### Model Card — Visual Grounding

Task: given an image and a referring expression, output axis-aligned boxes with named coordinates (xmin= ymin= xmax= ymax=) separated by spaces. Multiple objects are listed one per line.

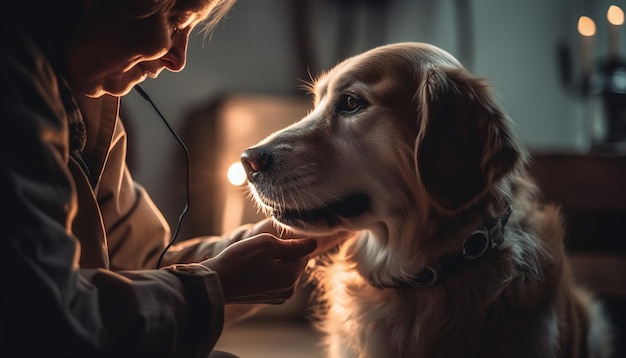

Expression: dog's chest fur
xmin=309 ymin=226 xmax=569 ymax=358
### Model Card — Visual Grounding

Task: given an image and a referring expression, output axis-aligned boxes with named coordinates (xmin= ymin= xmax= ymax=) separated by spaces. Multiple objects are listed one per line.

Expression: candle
xmin=607 ymin=5 xmax=624 ymax=60
xmin=577 ymin=16 xmax=596 ymax=79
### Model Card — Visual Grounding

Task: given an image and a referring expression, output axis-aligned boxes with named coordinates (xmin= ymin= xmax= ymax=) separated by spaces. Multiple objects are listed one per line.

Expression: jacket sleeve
xmin=1 ymin=34 xmax=224 ymax=357
xmin=161 ymin=221 xmax=272 ymax=265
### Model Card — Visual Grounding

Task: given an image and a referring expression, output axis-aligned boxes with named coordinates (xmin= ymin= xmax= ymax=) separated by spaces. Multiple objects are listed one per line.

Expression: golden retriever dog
xmin=240 ymin=42 xmax=613 ymax=357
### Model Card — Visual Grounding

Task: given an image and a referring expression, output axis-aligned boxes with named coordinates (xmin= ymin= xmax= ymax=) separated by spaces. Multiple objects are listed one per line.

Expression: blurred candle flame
xmin=578 ymin=16 xmax=596 ymax=37
xmin=607 ymin=5 xmax=624 ymax=26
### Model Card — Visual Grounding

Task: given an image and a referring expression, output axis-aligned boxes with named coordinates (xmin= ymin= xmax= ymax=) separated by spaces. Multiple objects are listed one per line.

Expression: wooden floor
xmin=214 ymin=318 xmax=323 ymax=358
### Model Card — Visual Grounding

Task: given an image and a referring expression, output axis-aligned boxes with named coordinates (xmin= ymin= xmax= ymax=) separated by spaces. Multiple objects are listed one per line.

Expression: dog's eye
xmin=337 ymin=94 xmax=368 ymax=114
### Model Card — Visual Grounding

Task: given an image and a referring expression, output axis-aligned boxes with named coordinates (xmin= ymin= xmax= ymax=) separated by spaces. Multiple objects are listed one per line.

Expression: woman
xmin=0 ymin=0 xmax=343 ymax=356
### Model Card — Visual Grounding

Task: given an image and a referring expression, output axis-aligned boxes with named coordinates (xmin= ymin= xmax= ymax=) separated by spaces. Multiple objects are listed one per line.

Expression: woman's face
xmin=66 ymin=0 xmax=217 ymax=97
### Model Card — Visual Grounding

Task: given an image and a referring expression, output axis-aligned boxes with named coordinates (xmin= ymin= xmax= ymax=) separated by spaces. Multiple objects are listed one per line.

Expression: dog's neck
xmin=370 ymin=206 xmax=513 ymax=289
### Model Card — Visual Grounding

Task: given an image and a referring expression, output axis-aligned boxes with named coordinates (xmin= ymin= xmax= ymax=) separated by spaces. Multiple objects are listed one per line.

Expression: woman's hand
xmin=201 ymin=234 xmax=316 ymax=305
xmin=244 ymin=218 xmax=358 ymax=257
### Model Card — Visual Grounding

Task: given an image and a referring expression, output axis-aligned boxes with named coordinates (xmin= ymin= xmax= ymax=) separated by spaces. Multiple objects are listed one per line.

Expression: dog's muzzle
xmin=241 ymin=147 xmax=371 ymax=228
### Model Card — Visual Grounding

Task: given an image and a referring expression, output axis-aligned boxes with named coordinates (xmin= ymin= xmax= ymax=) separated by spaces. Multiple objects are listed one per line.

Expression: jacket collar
xmin=71 ymin=93 xmax=120 ymax=188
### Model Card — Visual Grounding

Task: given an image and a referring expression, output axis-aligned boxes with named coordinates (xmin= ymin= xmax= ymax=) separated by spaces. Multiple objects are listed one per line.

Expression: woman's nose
xmin=162 ymin=31 xmax=189 ymax=72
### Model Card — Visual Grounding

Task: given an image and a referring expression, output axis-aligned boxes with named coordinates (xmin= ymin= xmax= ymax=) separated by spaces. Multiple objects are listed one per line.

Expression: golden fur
xmin=241 ymin=42 xmax=613 ymax=357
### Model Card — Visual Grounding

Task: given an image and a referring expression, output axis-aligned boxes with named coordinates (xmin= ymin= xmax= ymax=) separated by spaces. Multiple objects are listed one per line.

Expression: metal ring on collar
xmin=462 ymin=227 xmax=490 ymax=260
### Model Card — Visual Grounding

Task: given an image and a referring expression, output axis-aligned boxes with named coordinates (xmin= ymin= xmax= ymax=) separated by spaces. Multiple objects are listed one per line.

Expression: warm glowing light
xmin=577 ymin=16 xmax=596 ymax=37
xmin=608 ymin=5 xmax=624 ymax=25
xmin=227 ymin=162 xmax=247 ymax=186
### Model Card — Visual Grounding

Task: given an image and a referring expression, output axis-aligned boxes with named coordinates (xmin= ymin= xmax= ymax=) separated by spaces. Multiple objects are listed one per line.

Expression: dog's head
xmin=242 ymin=42 xmax=526 ymax=240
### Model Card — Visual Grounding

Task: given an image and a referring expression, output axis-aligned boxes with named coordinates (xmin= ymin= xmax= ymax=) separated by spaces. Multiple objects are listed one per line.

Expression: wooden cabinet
xmin=529 ymin=152 xmax=626 ymax=254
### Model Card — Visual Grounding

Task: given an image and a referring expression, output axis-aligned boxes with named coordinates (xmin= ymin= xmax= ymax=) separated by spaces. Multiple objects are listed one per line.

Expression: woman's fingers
xmin=269 ymin=238 xmax=317 ymax=260
xmin=200 ymin=235 xmax=314 ymax=305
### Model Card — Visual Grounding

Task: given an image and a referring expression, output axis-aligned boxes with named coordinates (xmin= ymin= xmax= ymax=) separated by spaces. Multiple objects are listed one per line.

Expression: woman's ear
xmin=414 ymin=67 xmax=525 ymax=212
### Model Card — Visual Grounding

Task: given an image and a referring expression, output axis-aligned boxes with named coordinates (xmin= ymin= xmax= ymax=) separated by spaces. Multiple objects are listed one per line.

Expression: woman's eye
xmin=168 ymin=19 xmax=180 ymax=35
xmin=169 ymin=12 xmax=191 ymax=35
xmin=337 ymin=94 xmax=368 ymax=114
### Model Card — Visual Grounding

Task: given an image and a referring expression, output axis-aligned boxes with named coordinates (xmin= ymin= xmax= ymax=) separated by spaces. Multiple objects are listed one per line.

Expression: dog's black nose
xmin=241 ymin=148 xmax=272 ymax=182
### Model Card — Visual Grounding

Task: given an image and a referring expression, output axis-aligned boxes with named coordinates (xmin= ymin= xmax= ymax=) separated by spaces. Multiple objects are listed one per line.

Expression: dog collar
xmin=373 ymin=206 xmax=513 ymax=289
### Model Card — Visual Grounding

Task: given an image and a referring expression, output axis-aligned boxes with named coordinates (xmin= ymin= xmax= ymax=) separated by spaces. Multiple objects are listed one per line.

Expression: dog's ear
xmin=415 ymin=67 xmax=524 ymax=212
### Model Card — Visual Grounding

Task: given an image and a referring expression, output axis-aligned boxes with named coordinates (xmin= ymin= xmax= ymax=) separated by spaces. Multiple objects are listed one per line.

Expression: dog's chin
xmin=269 ymin=192 xmax=370 ymax=233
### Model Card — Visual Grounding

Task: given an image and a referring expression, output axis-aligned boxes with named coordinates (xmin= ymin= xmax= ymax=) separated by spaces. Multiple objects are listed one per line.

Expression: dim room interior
xmin=120 ymin=0 xmax=626 ymax=356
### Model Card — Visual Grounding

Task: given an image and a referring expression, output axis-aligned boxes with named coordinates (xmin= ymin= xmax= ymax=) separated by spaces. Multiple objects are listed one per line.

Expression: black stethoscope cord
xmin=134 ymin=84 xmax=191 ymax=269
